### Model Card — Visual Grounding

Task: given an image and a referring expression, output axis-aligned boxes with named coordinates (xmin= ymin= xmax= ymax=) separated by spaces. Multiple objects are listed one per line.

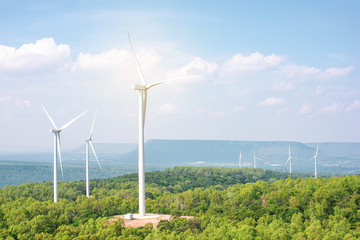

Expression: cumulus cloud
xmin=323 ymin=102 xmax=344 ymax=113
xmin=72 ymin=49 xmax=130 ymax=72
xmin=169 ymin=57 xmax=217 ymax=83
xmin=158 ymin=102 xmax=178 ymax=114
xmin=0 ymin=38 xmax=71 ymax=75
xmin=320 ymin=66 xmax=354 ymax=79
xmin=72 ymin=48 xmax=163 ymax=82
xmin=257 ymin=97 xmax=286 ymax=106
xmin=345 ymin=100 xmax=360 ymax=112
xmin=0 ymin=96 xmax=31 ymax=108
xmin=0 ymin=96 xmax=32 ymax=119
xmin=283 ymin=65 xmax=354 ymax=80
xmin=284 ymin=65 xmax=321 ymax=79
xmin=221 ymin=52 xmax=285 ymax=73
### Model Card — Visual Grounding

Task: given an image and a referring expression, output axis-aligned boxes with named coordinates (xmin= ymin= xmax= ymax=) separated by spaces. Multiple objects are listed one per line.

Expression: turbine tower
xmin=239 ymin=150 xmax=242 ymax=168
xmin=311 ymin=145 xmax=319 ymax=178
xmin=83 ymin=110 xmax=102 ymax=197
xmin=128 ymin=32 xmax=166 ymax=216
xmin=285 ymin=145 xmax=292 ymax=174
xmin=42 ymin=105 xmax=87 ymax=202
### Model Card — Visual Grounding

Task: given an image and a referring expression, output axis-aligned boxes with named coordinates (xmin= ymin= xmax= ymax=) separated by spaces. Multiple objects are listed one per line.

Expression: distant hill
xmin=118 ymin=139 xmax=360 ymax=175
xmin=306 ymin=142 xmax=360 ymax=158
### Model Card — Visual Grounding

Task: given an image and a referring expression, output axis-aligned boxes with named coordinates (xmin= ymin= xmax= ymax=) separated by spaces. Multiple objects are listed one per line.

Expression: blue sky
xmin=0 ymin=1 xmax=359 ymax=152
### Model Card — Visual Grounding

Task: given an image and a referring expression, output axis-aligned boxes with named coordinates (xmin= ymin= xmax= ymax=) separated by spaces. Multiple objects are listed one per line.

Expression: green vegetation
xmin=0 ymin=166 xmax=359 ymax=239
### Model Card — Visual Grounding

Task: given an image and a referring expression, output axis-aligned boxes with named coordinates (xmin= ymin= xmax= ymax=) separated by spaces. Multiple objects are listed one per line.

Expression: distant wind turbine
xmin=285 ymin=145 xmax=292 ymax=174
xmin=128 ymin=32 xmax=167 ymax=217
xmin=310 ymin=145 xmax=319 ymax=178
xmin=83 ymin=110 xmax=102 ymax=197
xmin=239 ymin=150 xmax=242 ymax=168
xmin=253 ymin=152 xmax=264 ymax=169
xmin=42 ymin=105 xmax=87 ymax=202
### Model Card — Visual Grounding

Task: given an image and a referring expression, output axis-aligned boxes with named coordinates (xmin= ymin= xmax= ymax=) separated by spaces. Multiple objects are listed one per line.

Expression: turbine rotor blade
xmin=89 ymin=110 xmax=98 ymax=139
xmin=60 ymin=111 xmax=87 ymax=130
xmin=57 ymin=134 xmax=64 ymax=178
xmin=42 ymin=105 xmax=58 ymax=129
xmin=90 ymin=141 xmax=102 ymax=170
xmin=127 ymin=31 xmax=146 ymax=85
xmin=316 ymin=145 xmax=319 ymax=156
xmin=146 ymin=81 xmax=166 ymax=90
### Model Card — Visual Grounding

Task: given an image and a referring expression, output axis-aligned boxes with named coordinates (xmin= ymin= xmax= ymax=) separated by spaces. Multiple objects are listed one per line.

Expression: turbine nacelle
xmin=133 ymin=84 xmax=146 ymax=90
xmin=132 ymin=82 xmax=165 ymax=91
xmin=83 ymin=138 xmax=91 ymax=142
xmin=51 ymin=129 xmax=61 ymax=133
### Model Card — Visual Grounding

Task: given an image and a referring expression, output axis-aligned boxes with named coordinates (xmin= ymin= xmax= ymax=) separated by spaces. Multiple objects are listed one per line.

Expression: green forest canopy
xmin=0 ymin=166 xmax=359 ymax=239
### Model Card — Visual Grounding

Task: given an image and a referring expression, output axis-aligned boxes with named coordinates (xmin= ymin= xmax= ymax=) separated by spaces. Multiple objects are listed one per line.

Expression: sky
xmin=0 ymin=0 xmax=359 ymax=153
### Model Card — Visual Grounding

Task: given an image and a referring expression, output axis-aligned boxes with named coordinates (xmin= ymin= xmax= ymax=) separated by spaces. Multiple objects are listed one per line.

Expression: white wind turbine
xmin=42 ymin=105 xmax=87 ymax=202
xmin=285 ymin=145 xmax=292 ymax=174
xmin=83 ymin=110 xmax=102 ymax=197
xmin=253 ymin=152 xmax=264 ymax=169
xmin=238 ymin=150 xmax=242 ymax=168
xmin=310 ymin=145 xmax=319 ymax=178
xmin=128 ymin=32 xmax=167 ymax=217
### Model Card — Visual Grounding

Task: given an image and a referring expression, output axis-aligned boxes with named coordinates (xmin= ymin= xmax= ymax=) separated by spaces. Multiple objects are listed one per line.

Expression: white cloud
xmin=315 ymin=86 xmax=358 ymax=97
xmin=257 ymin=97 xmax=286 ymax=106
xmin=221 ymin=52 xmax=285 ymax=72
xmin=72 ymin=49 xmax=130 ymax=72
xmin=320 ymin=66 xmax=354 ymax=79
xmin=345 ymin=100 xmax=360 ymax=112
xmin=283 ymin=65 xmax=354 ymax=80
xmin=323 ymin=102 xmax=344 ymax=113
xmin=169 ymin=57 xmax=217 ymax=83
xmin=0 ymin=38 xmax=71 ymax=75
xmin=284 ymin=65 xmax=321 ymax=79
xmin=158 ymin=102 xmax=178 ymax=114
xmin=299 ymin=104 xmax=311 ymax=114
xmin=273 ymin=81 xmax=294 ymax=91
xmin=178 ymin=57 xmax=217 ymax=74
xmin=0 ymin=96 xmax=31 ymax=108
xmin=0 ymin=96 xmax=32 ymax=119
xmin=72 ymin=48 xmax=163 ymax=82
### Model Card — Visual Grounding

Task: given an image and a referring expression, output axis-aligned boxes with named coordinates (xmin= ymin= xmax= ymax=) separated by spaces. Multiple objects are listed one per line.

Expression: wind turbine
xmin=253 ymin=152 xmax=264 ymax=169
xmin=238 ymin=150 xmax=242 ymax=168
xmin=310 ymin=145 xmax=319 ymax=178
xmin=83 ymin=110 xmax=102 ymax=197
xmin=128 ymin=32 xmax=166 ymax=217
xmin=285 ymin=145 xmax=292 ymax=174
xmin=42 ymin=105 xmax=87 ymax=202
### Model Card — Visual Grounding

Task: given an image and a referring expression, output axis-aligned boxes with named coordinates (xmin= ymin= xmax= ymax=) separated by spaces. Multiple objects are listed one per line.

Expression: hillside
xmin=0 ymin=167 xmax=359 ymax=239
xmin=119 ymin=140 xmax=359 ymax=175
xmin=1 ymin=140 xmax=358 ymax=188
xmin=306 ymin=142 xmax=360 ymax=158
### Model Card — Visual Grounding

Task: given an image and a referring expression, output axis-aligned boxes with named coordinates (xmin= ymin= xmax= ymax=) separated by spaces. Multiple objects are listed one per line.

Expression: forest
xmin=0 ymin=166 xmax=359 ymax=239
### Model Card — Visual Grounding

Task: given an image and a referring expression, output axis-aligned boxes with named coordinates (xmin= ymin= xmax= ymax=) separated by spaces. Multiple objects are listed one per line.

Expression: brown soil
xmin=108 ymin=214 xmax=194 ymax=229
